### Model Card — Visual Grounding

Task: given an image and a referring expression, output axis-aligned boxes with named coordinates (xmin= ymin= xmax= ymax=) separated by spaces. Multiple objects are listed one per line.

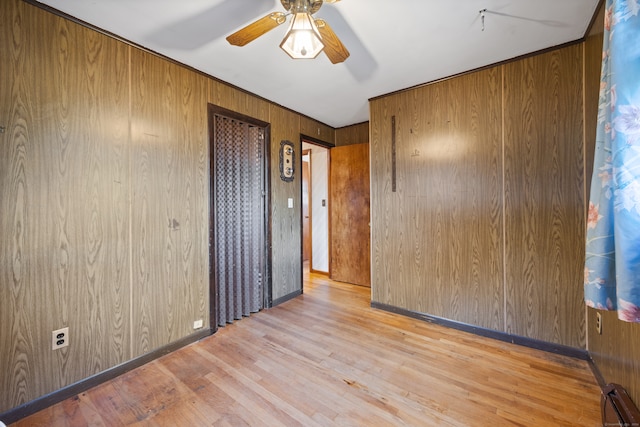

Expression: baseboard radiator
xmin=602 ymin=384 xmax=640 ymax=427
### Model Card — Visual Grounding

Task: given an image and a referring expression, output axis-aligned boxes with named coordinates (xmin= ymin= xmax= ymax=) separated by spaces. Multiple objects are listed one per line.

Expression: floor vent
xmin=601 ymin=383 xmax=640 ymax=427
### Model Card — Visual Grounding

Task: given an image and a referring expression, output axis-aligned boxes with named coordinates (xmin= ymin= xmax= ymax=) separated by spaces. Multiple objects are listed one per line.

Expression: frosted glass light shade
xmin=280 ymin=13 xmax=324 ymax=59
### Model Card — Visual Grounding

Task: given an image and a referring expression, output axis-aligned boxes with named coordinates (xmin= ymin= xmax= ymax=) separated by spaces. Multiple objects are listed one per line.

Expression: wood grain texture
xmin=130 ymin=50 xmax=209 ymax=356
xmin=371 ymin=44 xmax=587 ymax=348
xmin=369 ymin=97 xmax=395 ymax=306
xmin=335 ymin=122 xmax=369 ymax=146
xmin=370 ymin=68 xmax=504 ymax=330
xmin=503 ymin=45 xmax=586 ymax=347
xmin=329 ymin=144 xmax=371 ymax=287
xmin=208 ymin=80 xmax=270 ymax=124
xmin=588 ymin=308 xmax=640 ymax=407
xmin=14 ymin=272 xmax=602 ymax=426
xmin=268 ymin=105 xmax=302 ymax=302
xmin=0 ymin=0 xmax=130 ymax=412
xmin=0 ymin=0 xmax=40 ymax=411
xmin=2 ymin=0 xmax=615 ymax=419
xmin=300 ymin=116 xmax=335 ymax=143
xmin=1 ymin=0 xmax=326 ymax=415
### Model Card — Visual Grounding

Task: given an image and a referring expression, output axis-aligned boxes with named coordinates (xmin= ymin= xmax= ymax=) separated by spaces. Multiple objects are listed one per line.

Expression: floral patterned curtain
xmin=584 ymin=0 xmax=640 ymax=322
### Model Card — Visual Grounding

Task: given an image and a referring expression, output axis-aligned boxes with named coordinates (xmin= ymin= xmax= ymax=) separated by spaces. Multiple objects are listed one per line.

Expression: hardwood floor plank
xmin=12 ymin=271 xmax=601 ymax=426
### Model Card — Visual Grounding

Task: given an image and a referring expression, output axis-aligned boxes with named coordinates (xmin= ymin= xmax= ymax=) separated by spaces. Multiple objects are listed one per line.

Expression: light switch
xmin=288 ymin=198 xmax=294 ymax=208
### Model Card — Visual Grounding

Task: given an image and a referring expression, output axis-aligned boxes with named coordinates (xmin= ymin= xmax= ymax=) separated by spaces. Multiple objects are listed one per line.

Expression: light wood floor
xmin=14 ymin=272 xmax=602 ymax=426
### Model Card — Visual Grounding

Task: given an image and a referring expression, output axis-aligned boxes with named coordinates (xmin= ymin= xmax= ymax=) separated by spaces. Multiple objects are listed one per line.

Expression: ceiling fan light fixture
xmin=280 ymin=12 xmax=324 ymax=59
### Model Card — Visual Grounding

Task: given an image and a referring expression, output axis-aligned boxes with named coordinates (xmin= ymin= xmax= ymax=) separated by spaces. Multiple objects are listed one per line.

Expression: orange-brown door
xmin=330 ymin=143 xmax=370 ymax=287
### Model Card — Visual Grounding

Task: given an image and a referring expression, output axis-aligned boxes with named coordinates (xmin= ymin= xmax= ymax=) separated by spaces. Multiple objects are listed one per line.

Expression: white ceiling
xmin=35 ymin=0 xmax=600 ymax=128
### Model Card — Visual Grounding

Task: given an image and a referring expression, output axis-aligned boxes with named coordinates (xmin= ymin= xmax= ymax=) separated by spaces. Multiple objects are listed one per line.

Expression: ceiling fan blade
xmin=226 ymin=12 xmax=286 ymax=46
xmin=315 ymin=19 xmax=350 ymax=64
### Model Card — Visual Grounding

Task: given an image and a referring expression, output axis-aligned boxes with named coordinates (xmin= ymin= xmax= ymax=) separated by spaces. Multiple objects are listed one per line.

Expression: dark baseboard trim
xmin=587 ymin=355 xmax=607 ymax=389
xmin=0 ymin=329 xmax=212 ymax=424
xmin=272 ymin=289 xmax=302 ymax=306
xmin=371 ymin=301 xmax=590 ymax=361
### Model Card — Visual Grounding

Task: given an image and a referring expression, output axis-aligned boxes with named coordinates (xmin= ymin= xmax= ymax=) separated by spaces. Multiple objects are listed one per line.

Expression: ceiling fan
xmin=226 ymin=0 xmax=350 ymax=64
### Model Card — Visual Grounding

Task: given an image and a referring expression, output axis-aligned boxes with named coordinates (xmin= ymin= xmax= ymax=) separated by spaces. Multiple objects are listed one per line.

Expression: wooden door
xmin=330 ymin=143 xmax=371 ymax=287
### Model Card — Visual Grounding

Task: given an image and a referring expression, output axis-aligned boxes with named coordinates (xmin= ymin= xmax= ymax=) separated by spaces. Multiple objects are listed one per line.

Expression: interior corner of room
xmin=1 ymin=0 xmax=639 ymax=425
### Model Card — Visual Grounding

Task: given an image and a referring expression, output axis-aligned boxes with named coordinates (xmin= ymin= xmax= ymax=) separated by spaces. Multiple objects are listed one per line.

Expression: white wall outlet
xmin=52 ymin=327 xmax=69 ymax=350
xmin=193 ymin=319 xmax=203 ymax=329
xmin=596 ymin=312 xmax=602 ymax=334
xmin=288 ymin=198 xmax=294 ymax=209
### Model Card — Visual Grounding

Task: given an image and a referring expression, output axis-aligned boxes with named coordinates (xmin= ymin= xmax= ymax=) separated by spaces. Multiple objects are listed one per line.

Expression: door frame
xmin=302 ymin=149 xmax=312 ymax=265
xmin=208 ymin=104 xmax=272 ymax=333
xmin=299 ymin=134 xmax=334 ymax=285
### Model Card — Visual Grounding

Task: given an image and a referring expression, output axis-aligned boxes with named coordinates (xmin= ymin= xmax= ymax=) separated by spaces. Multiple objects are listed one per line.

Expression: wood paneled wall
xmin=371 ymin=68 xmax=504 ymax=330
xmin=129 ymin=50 xmax=209 ymax=355
xmin=336 ymin=122 xmax=369 ymax=146
xmin=269 ymin=106 xmax=303 ymax=302
xmin=301 ymin=116 xmax=334 ymax=143
xmin=584 ymin=5 xmax=640 ymax=405
xmin=503 ymin=45 xmax=585 ymax=347
xmin=0 ymin=0 xmax=133 ymax=409
xmin=371 ymin=44 xmax=588 ymax=348
xmin=209 ymin=80 xmax=270 ymax=123
xmin=589 ymin=309 xmax=640 ymax=404
xmin=0 ymin=0 xmax=323 ymax=413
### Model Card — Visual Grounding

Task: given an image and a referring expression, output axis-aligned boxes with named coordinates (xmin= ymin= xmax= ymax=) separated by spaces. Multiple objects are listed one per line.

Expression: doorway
xmin=208 ymin=105 xmax=271 ymax=331
xmin=302 ymin=149 xmax=311 ymax=264
xmin=301 ymin=141 xmax=330 ymax=276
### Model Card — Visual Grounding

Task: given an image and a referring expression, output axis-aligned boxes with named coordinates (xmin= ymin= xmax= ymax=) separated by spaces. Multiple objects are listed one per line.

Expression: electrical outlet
xmin=193 ymin=319 xmax=203 ymax=329
xmin=52 ymin=327 xmax=69 ymax=350
xmin=595 ymin=312 xmax=602 ymax=335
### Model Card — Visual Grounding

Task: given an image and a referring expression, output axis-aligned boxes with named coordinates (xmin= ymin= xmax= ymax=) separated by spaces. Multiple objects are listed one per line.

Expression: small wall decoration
xmin=280 ymin=140 xmax=295 ymax=182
